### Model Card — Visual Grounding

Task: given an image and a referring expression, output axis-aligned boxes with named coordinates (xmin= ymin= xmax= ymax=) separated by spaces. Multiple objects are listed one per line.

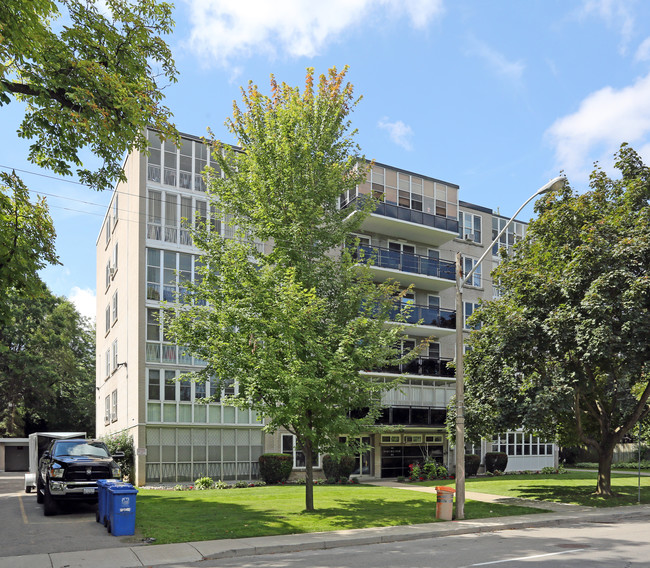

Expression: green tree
xmin=0 ymin=283 xmax=96 ymax=437
xmin=168 ymin=68 xmax=410 ymax=511
xmin=0 ymin=172 xmax=58 ymax=308
xmin=461 ymin=145 xmax=650 ymax=496
xmin=0 ymin=0 xmax=178 ymax=191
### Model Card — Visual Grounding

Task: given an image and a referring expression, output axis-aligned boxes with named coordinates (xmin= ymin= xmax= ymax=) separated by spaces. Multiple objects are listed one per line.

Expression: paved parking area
xmin=0 ymin=472 xmax=138 ymax=558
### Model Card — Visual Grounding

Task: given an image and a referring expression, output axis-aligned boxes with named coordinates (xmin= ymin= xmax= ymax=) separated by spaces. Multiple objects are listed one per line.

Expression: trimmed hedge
xmin=258 ymin=453 xmax=293 ymax=484
xmin=322 ymin=454 xmax=357 ymax=480
xmin=485 ymin=451 xmax=508 ymax=473
xmin=465 ymin=453 xmax=480 ymax=477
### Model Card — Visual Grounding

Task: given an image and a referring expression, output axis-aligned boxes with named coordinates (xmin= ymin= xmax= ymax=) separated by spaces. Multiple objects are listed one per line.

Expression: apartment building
xmin=96 ymin=129 xmax=557 ymax=485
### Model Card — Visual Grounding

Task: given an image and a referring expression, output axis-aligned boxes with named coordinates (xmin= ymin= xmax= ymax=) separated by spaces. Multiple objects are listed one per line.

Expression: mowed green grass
xmin=135 ymin=484 xmax=542 ymax=544
xmin=419 ymin=471 xmax=650 ymax=507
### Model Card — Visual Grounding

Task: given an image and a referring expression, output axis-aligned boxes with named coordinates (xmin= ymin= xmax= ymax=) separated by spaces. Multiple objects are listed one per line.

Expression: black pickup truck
xmin=37 ymin=439 xmax=123 ymax=516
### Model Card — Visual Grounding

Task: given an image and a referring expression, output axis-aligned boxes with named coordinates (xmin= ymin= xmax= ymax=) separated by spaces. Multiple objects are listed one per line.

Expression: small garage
xmin=0 ymin=439 xmax=30 ymax=472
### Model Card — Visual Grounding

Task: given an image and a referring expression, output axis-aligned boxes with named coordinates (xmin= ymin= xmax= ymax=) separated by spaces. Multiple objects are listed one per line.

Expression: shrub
xmin=485 ymin=452 xmax=508 ymax=473
xmin=258 ymin=453 xmax=293 ymax=484
xmin=322 ymin=454 xmax=356 ymax=480
xmin=465 ymin=454 xmax=480 ymax=477
xmin=101 ymin=432 xmax=135 ymax=483
xmin=214 ymin=479 xmax=231 ymax=489
xmin=234 ymin=480 xmax=249 ymax=488
xmin=194 ymin=476 xmax=214 ymax=490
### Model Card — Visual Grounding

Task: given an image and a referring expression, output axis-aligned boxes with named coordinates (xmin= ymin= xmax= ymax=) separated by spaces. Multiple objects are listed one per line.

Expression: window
xmin=147 ymin=190 xmax=162 ymax=240
xmin=112 ymin=243 xmax=118 ymax=275
xmin=105 ymin=261 xmax=111 ymax=289
xmin=492 ymin=432 xmax=553 ymax=457
xmin=104 ymin=396 xmax=110 ymax=425
xmin=146 ymin=248 xmax=161 ymax=300
xmin=464 ymin=302 xmax=480 ymax=330
xmin=105 ymin=216 xmax=111 ymax=247
xmin=112 ymin=339 xmax=118 ymax=371
xmin=458 ymin=211 xmax=482 ymax=243
xmin=111 ymin=390 xmax=117 ymax=422
xmin=381 ymin=434 xmax=401 ymax=444
xmin=148 ymin=370 xmax=160 ymax=400
xmin=112 ymin=194 xmax=119 ymax=229
xmin=282 ymin=434 xmax=319 ymax=468
xmin=180 ymin=379 xmax=191 ymax=402
xmin=105 ymin=349 xmax=110 ymax=379
xmin=164 ymin=370 xmax=176 ymax=401
xmin=147 ymin=130 xmax=161 ymax=182
xmin=462 ymin=256 xmax=481 ymax=287
xmin=492 ymin=217 xmax=525 ymax=256
xmin=112 ymin=291 xmax=118 ymax=324
xmin=105 ymin=305 xmax=110 ymax=334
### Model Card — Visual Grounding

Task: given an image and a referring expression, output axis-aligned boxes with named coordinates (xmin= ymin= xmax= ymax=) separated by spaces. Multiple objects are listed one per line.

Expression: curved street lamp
xmin=454 ymin=176 xmax=566 ymax=520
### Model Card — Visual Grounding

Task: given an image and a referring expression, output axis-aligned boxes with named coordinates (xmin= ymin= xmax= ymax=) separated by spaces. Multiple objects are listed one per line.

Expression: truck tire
xmin=36 ymin=476 xmax=44 ymax=504
xmin=43 ymin=486 xmax=58 ymax=516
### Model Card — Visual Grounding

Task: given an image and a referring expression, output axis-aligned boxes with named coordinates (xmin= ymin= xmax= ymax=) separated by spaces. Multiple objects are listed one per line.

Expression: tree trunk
xmin=304 ymin=439 xmax=314 ymax=512
xmin=596 ymin=442 xmax=615 ymax=496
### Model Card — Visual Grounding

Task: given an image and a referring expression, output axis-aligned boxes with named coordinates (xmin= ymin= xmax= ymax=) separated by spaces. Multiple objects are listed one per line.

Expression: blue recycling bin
xmin=107 ymin=483 xmax=138 ymax=536
xmin=96 ymin=479 xmax=126 ymax=525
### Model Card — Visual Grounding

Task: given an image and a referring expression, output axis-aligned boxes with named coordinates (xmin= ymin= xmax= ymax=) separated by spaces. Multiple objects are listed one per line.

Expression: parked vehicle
xmin=37 ymin=438 xmax=124 ymax=516
xmin=24 ymin=432 xmax=85 ymax=493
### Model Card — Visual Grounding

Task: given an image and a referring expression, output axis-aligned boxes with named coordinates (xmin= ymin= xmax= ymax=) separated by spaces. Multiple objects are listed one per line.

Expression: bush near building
xmin=485 ymin=452 xmax=508 ymax=473
xmin=258 ymin=453 xmax=293 ymax=484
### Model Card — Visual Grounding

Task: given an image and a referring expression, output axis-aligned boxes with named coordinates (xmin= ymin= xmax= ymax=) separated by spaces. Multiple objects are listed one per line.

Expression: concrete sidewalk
xmin=2 ymin=484 xmax=649 ymax=568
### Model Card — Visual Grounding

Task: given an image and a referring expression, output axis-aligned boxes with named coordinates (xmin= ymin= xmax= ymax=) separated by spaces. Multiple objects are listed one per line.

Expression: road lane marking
xmin=18 ymin=495 xmax=28 ymax=525
xmin=469 ymin=549 xmax=585 ymax=565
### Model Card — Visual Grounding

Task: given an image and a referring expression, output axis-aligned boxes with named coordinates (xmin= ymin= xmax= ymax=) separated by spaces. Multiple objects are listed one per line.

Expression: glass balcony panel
xmin=148 ymin=164 xmax=161 ymax=182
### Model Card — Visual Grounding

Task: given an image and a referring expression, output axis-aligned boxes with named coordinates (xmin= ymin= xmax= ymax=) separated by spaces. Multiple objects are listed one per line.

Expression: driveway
xmin=0 ymin=472 xmax=139 ymax=558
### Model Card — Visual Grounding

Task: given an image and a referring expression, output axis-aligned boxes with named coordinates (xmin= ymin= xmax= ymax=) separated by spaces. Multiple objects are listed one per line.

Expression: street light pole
xmin=454 ymin=176 xmax=565 ymax=520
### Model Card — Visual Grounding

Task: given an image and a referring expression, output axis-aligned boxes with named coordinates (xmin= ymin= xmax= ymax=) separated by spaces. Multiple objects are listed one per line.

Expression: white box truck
xmin=24 ymin=432 xmax=85 ymax=493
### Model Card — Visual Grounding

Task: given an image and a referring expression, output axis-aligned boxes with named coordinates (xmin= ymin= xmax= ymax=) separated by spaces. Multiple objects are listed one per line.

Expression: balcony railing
xmin=355 ymin=245 xmax=455 ymax=281
xmin=373 ymin=357 xmax=455 ymax=378
xmin=343 ymin=195 xmax=459 ymax=233
xmin=391 ymin=303 xmax=455 ymax=329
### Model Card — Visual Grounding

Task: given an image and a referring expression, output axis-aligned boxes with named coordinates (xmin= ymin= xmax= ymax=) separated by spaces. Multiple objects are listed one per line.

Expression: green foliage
xmin=485 ymin=452 xmax=508 ymax=473
xmin=323 ymin=454 xmax=357 ymax=480
xmin=258 ymin=453 xmax=293 ymax=484
xmin=459 ymin=145 xmax=650 ymax=496
xmin=0 ymin=173 xmax=58 ymax=307
xmin=194 ymin=476 xmax=214 ymax=490
xmin=101 ymin=431 xmax=135 ymax=483
xmin=167 ymin=68 xmax=409 ymax=511
xmin=465 ymin=454 xmax=481 ymax=477
xmin=214 ymin=479 xmax=231 ymax=489
xmin=0 ymin=0 xmax=178 ymax=191
xmin=0 ymin=283 xmax=95 ymax=437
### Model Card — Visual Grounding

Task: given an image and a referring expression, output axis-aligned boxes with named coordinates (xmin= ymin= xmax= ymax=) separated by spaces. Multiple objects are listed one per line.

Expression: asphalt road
xmin=195 ymin=512 xmax=650 ymax=568
xmin=0 ymin=472 xmax=137 ymax=557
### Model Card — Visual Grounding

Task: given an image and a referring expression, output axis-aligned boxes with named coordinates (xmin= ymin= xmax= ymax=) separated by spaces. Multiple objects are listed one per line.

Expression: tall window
xmin=464 ymin=302 xmax=480 ymax=330
xmin=458 ymin=211 xmax=482 ymax=243
xmin=492 ymin=217 xmax=525 ymax=256
xmin=282 ymin=434 xmax=319 ymax=468
xmin=112 ymin=339 xmax=118 ymax=371
xmin=148 ymin=369 xmax=161 ymax=400
xmin=112 ymin=291 xmax=118 ymax=323
xmin=105 ymin=349 xmax=110 ymax=379
xmin=104 ymin=396 xmax=110 ymax=425
xmin=147 ymin=190 xmax=162 ymax=240
xmin=111 ymin=390 xmax=118 ymax=422
xmin=462 ymin=256 xmax=481 ymax=287
xmin=112 ymin=194 xmax=119 ymax=229
xmin=105 ymin=305 xmax=110 ymax=334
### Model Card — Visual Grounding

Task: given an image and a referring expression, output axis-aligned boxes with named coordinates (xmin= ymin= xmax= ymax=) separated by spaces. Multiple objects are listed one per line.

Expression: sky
xmin=3 ymin=0 xmax=650 ymax=321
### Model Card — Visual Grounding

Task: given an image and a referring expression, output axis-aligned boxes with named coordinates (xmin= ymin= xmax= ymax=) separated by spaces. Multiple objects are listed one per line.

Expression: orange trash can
xmin=434 ymin=486 xmax=456 ymax=520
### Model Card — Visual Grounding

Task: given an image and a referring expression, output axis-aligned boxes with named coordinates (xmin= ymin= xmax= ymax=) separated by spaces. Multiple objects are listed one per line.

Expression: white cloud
xmin=546 ymin=72 xmax=650 ymax=182
xmin=635 ymin=37 xmax=650 ymax=61
xmin=184 ymin=0 xmax=444 ymax=66
xmin=577 ymin=0 xmax=635 ymax=55
xmin=378 ymin=118 xmax=414 ymax=151
xmin=465 ymin=37 xmax=525 ymax=83
xmin=69 ymin=286 xmax=96 ymax=322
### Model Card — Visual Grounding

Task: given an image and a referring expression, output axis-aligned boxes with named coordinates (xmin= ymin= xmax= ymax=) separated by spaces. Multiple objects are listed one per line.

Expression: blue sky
xmin=3 ymin=0 xmax=650 ymax=320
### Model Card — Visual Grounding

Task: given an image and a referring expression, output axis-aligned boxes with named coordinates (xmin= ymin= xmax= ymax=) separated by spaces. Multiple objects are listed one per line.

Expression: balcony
xmin=343 ymin=196 xmax=459 ymax=246
xmin=369 ymin=357 xmax=455 ymax=379
xmin=355 ymin=245 xmax=456 ymax=292
xmin=390 ymin=303 xmax=456 ymax=338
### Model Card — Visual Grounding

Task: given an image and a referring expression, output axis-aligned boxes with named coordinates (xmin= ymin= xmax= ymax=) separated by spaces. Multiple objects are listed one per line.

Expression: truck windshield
xmin=53 ymin=441 xmax=111 ymax=458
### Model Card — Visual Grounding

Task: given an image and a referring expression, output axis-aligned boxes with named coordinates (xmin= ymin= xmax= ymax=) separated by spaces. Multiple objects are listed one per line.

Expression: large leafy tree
xmin=462 ymin=145 xmax=650 ymax=496
xmin=0 ymin=0 xmax=178 ymax=191
xmin=0 ymin=172 xmax=58 ymax=307
xmin=0 ymin=283 xmax=96 ymax=437
xmin=168 ymin=68 xmax=409 ymax=511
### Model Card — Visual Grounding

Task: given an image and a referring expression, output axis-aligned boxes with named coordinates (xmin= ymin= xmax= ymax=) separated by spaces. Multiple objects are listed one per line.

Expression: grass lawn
xmin=417 ymin=472 xmax=650 ymax=507
xmin=135 ymin=484 xmax=542 ymax=544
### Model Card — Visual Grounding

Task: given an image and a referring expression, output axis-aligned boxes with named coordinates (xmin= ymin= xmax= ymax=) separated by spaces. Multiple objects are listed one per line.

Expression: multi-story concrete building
xmin=96 ymin=129 xmax=556 ymax=485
